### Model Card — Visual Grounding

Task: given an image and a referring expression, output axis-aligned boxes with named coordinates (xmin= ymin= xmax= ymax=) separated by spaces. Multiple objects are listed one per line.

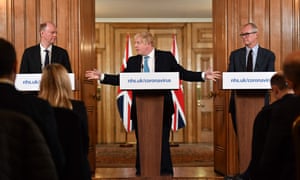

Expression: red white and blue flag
xmin=171 ymin=34 xmax=186 ymax=131
xmin=116 ymin=34 xmax=134 ymax=132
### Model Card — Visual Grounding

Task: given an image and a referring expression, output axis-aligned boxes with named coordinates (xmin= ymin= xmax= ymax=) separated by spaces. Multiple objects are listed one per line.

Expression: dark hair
xmin=0 ymin=38 xmax=16 ymax=77
xmin=283 ymin=51 xmax=300 ymax=89
xmin=270 ymin=72 xmax=288 ymax=90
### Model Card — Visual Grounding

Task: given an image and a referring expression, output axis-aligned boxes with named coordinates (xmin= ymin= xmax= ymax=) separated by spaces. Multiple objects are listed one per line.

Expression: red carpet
xmin=96 ymin=143 xmax=213 ymax=167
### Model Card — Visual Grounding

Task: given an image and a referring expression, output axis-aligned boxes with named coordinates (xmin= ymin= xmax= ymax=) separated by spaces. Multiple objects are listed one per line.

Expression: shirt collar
xmin=40 ymin=44 xmax=53 ymax=52
xmin=247 ymin=44 xmax=259 ymax=54
xmin=145 ymin=48 xmax=155 ymax=59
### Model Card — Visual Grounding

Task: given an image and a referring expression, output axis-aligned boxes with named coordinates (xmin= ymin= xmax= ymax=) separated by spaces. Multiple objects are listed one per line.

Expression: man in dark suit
xmin=0 ymin=38 xmax=65 ymax=177
xmin=19 ymin=21 xmax=72 ymax=73
xmin=226 ymin=22 xmax=275 ymax=179
xmin=228 ymin=22 xmax=275 ymax=130
xmin=85 ymin=32 xmax=221 ymax=176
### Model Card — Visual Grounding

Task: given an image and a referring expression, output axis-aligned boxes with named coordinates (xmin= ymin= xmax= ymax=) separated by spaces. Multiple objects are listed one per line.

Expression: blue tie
xmin=143 ymin=56 xmax=150 ymax=72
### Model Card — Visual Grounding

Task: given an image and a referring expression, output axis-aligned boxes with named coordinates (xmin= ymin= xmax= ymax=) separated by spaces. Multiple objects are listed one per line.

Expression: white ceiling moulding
xmin=95 ymin=18 xmax=212 ymax=23
xmin=95 ymin=0 xmax=212 ymax=20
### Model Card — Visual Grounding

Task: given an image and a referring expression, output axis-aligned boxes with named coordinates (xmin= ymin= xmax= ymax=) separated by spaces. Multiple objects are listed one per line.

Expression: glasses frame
xmin=240 ymin=31 xmax=257 ymax=37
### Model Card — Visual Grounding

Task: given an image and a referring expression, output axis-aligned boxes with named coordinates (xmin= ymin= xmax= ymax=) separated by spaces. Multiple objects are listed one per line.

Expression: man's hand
xmin=85 ymin=69 xmax=101 ymax=80
xmin=205 ymin=68 xmax=221 ymax=81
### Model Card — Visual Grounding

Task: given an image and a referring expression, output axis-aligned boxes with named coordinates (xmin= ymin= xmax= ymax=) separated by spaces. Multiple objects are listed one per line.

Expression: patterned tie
xmin=44 ymin=49 xmax=50 ymax=67
xmin=143 ymin=56 xmax=150 ymax=72
xmin=247 ymin=49 xmax=253 ymax=72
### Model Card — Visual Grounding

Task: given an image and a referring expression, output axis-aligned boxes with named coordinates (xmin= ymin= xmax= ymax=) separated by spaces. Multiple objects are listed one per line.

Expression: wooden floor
xmin=93 ymin=167 xmax=224 ymax=179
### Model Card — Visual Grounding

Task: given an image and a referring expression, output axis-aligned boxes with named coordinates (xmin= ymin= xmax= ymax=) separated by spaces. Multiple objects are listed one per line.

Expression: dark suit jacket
xmin=0 ymin=82 xmax=65 ymax=177
xmin=248 ymin=94 xmax=294 ymax=179
xmin=227 ymin=46 xmax=275 ymax=132
xmin=228 ymin=46 xmax=275 ymax=72
xmin=53 ymin=107 xmax=90 ymax=180
xmin=101 ymin=49 xmax=204 ymax=174
xmin=19 ymin=44 xmax=72 ymax=73
xmin=256 ymin=95 xmax=300 ymax=180
xmin=71 ymin=100 xmax=91 ymax=180
xmin=0 ymin=109 xmax=58 ymax=180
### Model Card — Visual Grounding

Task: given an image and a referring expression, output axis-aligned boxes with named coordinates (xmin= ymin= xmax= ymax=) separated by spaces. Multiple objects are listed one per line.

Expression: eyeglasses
xmin=240 ymin=31 xmax=257 ymax=37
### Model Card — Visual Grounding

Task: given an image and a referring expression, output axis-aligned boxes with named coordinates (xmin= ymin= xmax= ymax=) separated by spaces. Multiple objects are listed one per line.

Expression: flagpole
xmin=170 ymin=131 xmax=179 ymax=147
xmin=120 ymin=131 xmax=133 ymax=147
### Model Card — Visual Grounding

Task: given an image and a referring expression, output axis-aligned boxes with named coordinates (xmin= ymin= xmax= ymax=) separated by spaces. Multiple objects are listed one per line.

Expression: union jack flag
xmin=116 ymin=34 xmax=134 ymax=132
xmin=171 ymin=34 xmax=186 ymax=131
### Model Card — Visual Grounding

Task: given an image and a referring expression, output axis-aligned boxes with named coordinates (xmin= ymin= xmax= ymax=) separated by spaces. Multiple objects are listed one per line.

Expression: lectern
xmin=234 ymin=90 xmax=265 ymax=173
xmin=223 ymin=72 xmax=275 ymax=173
xmin=120 ymin=72 xmax=179 ymax=179
xmin=136 ymin=94 xmax=164 ymax=177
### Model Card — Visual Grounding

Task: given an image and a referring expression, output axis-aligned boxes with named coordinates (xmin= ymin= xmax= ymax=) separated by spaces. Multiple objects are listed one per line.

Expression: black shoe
xmin=160 ymin=169 xmax=174 ymax=176
xmin=135 ymin=171 xmax=141 ymax=176
xmin=234 ymin=175 xmax=244 ymax=180
xmin=224 ymin=176 xmax=235 ymax=180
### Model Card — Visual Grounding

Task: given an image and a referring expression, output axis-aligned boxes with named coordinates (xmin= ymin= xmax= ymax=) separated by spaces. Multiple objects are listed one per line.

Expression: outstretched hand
xmin=205 ymin=68 xmax=221 ymax=81
xmin=85 ymin=69 xmax=101 ymax=80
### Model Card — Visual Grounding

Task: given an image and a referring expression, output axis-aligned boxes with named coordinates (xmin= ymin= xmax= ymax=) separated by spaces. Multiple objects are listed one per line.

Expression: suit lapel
xmin=154 ymin=49 xmax=160 ymax=72
xmin=34 ymin=46 xmax=42 ymax=72
xmin=51 ymin=46 xmax=56 ymax=63
xmin=254 ymin=46 xmax=262 ymax=71
xmin=239 ymin=48 xmax=247 ymax=71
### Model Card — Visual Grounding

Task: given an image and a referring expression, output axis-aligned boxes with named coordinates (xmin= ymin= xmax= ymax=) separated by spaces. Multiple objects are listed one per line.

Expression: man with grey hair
xmin=20 ymin=21 xmax=72 ymax=73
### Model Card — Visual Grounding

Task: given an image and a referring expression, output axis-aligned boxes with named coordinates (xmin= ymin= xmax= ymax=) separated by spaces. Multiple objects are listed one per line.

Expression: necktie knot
xmin=143 ymin=56 xmax=150 ymax=72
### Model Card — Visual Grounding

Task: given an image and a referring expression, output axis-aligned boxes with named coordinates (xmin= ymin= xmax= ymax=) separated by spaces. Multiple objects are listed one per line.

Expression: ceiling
xmin=95 ymin=0 xmax=212 ymax=22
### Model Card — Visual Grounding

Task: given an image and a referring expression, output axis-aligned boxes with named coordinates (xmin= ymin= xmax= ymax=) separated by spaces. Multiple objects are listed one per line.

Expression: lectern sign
xmin=120 ymin=72 xmax=179 ymax=90
xmin=222 ymin=72 xmax=276 ymax=89
xmin=15 ymin=73 xmax=75 ymax=91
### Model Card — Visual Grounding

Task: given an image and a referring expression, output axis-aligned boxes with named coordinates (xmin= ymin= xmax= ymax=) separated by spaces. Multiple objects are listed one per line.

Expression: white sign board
xmin=120 ymin=72 xmax=179 ymax=90
xmin=222 ymin=72 xmax=276 ymax=89
xmin=15 ymin=73 xmax=75 ymax=91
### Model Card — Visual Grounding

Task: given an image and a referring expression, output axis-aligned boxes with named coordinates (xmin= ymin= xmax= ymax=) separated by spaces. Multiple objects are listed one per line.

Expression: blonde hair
xmin=134 ymin=32 xmax=154 ymax=46
xmin=38 ymin=63 xmax=73 ymax=109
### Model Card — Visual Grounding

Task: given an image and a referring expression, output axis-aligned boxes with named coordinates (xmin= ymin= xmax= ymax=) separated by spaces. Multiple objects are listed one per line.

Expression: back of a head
xmin=283 ymin=51 xmax=300 ymax=92
xmin=271 ymin=72 xmax=288 ymax=91
xmin=39 ymin=63 xmax=73 ymax=109
xmin=0 ymin=38 xmax=16 ymax=77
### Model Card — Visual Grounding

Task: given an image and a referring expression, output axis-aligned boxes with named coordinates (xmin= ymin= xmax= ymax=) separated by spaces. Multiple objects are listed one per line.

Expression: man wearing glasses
xmin=227 ymin=22 xmax=275 ymax=180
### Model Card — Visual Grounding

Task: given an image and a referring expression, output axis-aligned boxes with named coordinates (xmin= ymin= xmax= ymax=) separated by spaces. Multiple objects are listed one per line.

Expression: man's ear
xmin=286 ymin=79 xmax=293 ymax=89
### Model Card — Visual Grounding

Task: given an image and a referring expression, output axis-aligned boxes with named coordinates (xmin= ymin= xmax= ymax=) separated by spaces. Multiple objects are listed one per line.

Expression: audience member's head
xmin=283 ymin=51 xmax=300 ymax=95
xmin=38 ymin=63 xmax=73 ymax=109
xmin=0 ymin=38 xmax=17 ymax=79
xmin=270 ymin=72 xmax=293 ymax=100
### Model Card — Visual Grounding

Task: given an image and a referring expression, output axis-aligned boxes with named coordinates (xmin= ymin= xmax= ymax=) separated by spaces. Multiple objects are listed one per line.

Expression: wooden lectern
xmin=234 ymin=90 xmax=266 ymax=173
xmin=120 ymin=72 xmax=179 ymax=179
xmin=222 ymin=72 xmax=274 ymax=174
xmin=136 ymin=94 xmax=164 ymax=178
